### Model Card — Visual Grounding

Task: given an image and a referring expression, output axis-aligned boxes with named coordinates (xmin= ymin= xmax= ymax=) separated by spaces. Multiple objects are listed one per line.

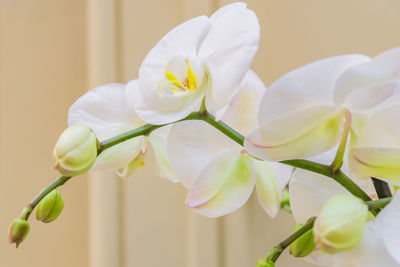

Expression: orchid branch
xmin=19 ymin=111 xmax=371 ymax=223
xmin=329 ymin=109 xmax=351 ymax=172
xmin=20 ymin=176 xmax=72 ymax=221
xmin=263 ymin=217 xmax=316 ymax=264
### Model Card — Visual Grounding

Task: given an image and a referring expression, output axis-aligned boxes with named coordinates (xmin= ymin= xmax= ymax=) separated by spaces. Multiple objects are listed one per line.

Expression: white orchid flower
xmin=349 ymin=103 xmax=400 ymax=185
xmin=68 ymin=81 xmax=177 ymax=181
xmin=167 ymin=71 xmax=292 ymax=217
xmin=135 ymin=2 xmax=260 ymax=125
xmin=289 ymin=157 xmax=400 ymax=267
xmin=245 ymin=47 xmax=400 ymax=161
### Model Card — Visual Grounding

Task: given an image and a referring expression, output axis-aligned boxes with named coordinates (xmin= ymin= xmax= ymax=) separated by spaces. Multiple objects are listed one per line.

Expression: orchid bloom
xmin=289 ymin=154 xmax=400 ymax=267
xmin=167 ymin=70 xmax=292 ymax=217
xmin=135 ymin=2 xmax=260 ymax=125
xmin=349 ymin=103 xmax=400 ymax=185
xmin=68 ymin=81 xmax=177 ymax=181
xmin=245 ymin=47 xmax=400 ymax=162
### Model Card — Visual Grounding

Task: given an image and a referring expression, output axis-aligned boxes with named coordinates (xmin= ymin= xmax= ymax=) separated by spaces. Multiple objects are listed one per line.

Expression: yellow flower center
xmin=157 ymin=56 xmax=204 ymax=96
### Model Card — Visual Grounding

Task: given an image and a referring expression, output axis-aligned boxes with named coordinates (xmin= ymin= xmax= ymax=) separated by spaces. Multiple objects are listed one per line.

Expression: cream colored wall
xmin=0 ymin=1 xmax=89 ymax=267
xmin=1 ymin=1 xmax=400 ymax=267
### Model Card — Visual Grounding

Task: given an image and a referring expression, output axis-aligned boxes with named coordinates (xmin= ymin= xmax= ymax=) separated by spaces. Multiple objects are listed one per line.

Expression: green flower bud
xmin=53 ymin=124 xmax=98 ymax=176
xmin=314 ymin=194 xmax=368 ymax=254
xmin=8 ymin=219 xmax=30 ymax=248
xmin=289 ymin=223 xmax=316 ymax=257
xmin=36 ymin=189 xmax=64 ymax=223
xmin=255 ymin=258 xmax=275 ymax=267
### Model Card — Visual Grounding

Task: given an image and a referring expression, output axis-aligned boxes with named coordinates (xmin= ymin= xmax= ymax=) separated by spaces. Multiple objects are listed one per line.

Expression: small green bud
xmin=36 ymin=189 xmax=64 ymax=223
xmin=255 ymin=258 xmax=275 ymax=267
xmin=289 ymin=223 xmax=316 ymax=257
xmin=8 ymin=219 xmax=30 ymax=248
xmin=314 ymin=194 xmax=368 ymax=254
xmin=53 ymin=124 xmax=98 ymax=176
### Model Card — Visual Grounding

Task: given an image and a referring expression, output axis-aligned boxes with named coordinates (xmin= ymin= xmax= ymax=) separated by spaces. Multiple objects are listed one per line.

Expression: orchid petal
xmin=245 ymin=105 xmax=345 ymax=161
xmin=147 ymin=126 xmax=179 ymax=183
xmin=289 ymin=169 xmax=347 ymax=223
xmin=93 ymin=135 xmax=145 ymax=173
xmin=186 ymin=150 xmax=254 ymax=217
xmin=334 ymin=47 xmax=400 ymax=110
xmin=68 ymin=83 xmax=145 ymax=174
xmin=375 ymin=192 xmax=400 ymax=264
xmin=253 ymin=160 xmax=281 ymax=217
xmin=258 ymin=55 xmax=370 ymax=126
xmin=200 ymin=3 xmax=260 ymax=112
xmin=221 ymin=70 xmax=266 ymax=136
xmin=349 ymin=148 xmax=400 ymax=184
xmin=357 ymin=104 xmax=400 ymax=149
xmin=115 ymin=148 xmax=147 ymax=178
xmin=68 ymin=83 xmax=142 ymax=140
xmin=333 ymin=223 xmax=398 ymax=267
xmin=167 ymin=120 xmax=237 ymax=188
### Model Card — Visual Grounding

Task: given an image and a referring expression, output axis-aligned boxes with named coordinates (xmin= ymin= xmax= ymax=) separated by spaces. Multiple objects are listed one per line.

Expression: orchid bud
xmin=53 ymin=124 xmax=98 ymax=176
xmin=8 ymin=219 xmax=30 ymax=248
xmin=314 ymin=194 xmax=368 ymax=254
xmin=289 ymin=223 xmax=316 ymax=257
xmin=255 ymin=258 xmax=275 ymax=267
xmin=36 ymin=190 xmax=64 ymax=223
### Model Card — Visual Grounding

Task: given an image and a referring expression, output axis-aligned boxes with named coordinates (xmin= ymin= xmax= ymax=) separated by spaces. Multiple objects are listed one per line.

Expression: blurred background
xmin=1 ymin=0 xmax=399 ymax=266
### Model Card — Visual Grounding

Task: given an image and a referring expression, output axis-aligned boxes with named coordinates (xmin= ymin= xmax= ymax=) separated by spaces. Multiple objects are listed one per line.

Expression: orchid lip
xmin=156 ymin=55 xmax=205 ymax=97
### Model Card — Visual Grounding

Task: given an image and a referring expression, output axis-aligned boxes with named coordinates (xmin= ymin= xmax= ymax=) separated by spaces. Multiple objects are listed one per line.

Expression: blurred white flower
xmin=135 ymin=2 xmax=260 ymax=124
xmin=68 ymin=81 xmax=177 ymax=181
xmin=167 ymin=71 xmax=292 ymax=217
xmin=245 ymin=47 xmax=400 ymax=161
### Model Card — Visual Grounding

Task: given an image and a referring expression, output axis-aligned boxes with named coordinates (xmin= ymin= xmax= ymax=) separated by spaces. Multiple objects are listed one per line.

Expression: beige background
xmin=1 ymin=0 xmax=399 ymax=267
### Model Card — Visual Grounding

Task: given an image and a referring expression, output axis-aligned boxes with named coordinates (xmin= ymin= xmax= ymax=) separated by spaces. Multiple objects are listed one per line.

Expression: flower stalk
xmin=264 ymin=217 xmax=316 ymax=263
xmin=18 ymin=112 xmax=372 ymax=223
xmin=329 ymin=109 xmax=351 ymax=172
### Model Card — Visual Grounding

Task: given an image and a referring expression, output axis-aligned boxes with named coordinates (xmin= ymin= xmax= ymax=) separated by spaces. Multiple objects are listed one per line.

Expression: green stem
xmin=20 ymin=176 xmax=72 ymax=220
xmin=21 ymin=112 xmax=372 ymax=222
xmin=201 ymin=112 xmax=244 ymax=145
xmin=371 ymin=178 xmax=392 ymax=199
xmin=99 ymin=124 xmax=164 ymax=153
xmin=329 ymin=109 xmax=351 ymax=172
xmin=281 ymin=159 xmax=371 ymax=202
xmin=265 ymin=217 xmax=316 ymax=263
xmin=366 ymin=197 xmax=392 ymax=210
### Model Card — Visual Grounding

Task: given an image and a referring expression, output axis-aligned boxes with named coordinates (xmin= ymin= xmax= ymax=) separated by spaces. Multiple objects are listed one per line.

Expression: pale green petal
xmin=253 ymin=160 xmax=280 ymax=217
xmin=92 ymin=136 xmax=144 ymax=172
xmin=245 ymin=105 xmax=345 ymax=161
xmin=349 ymin=148 xmax=400 ymax=184
xmin=167 ymin=120 xmax=237 ymax=188
xmin=116 ymin=151 xmax=147 ymax=178
xmin=186 ymin=150 xmax=254 ymax=217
